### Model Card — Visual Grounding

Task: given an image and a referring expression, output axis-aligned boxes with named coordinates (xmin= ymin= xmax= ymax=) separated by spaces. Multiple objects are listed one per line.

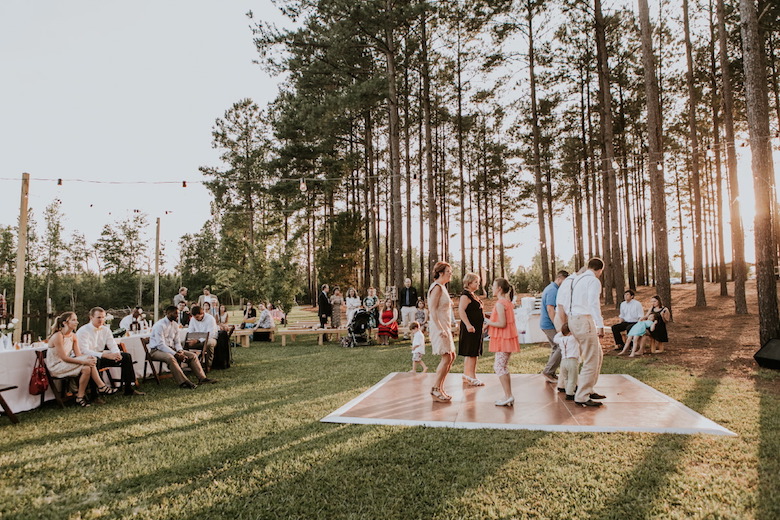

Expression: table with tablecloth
xmin=0 ymin=346 xmax=55 ymax=414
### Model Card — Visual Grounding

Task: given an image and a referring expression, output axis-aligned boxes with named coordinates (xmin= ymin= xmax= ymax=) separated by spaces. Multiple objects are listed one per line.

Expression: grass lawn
xmin=1 ymin=327 xmax=779 ymax=519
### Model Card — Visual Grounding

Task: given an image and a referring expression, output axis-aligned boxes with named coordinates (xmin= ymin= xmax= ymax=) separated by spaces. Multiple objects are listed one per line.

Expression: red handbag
xmin=29 ymin=351 xmax=49 ymax=395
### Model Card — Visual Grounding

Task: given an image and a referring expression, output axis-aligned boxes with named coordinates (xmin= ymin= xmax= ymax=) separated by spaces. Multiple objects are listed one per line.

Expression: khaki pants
xmin=541 ymin=328 xmax=561 ymax=377
xmin=557 ymin=357 xmax=579 ymax=396
xmin=568 ymin=315 xmax=602 ymax=403
xmin=401 ymin=306 xmax=417 ymax=328
xmin=148 ymin=349 xmax=206 ymax=385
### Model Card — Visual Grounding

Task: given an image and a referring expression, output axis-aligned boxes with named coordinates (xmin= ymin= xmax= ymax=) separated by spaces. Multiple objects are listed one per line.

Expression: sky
xmin=0 ymin=1 xmax=289 ymax=270
xmin=0 ymin=1 xmax=775 ymax=277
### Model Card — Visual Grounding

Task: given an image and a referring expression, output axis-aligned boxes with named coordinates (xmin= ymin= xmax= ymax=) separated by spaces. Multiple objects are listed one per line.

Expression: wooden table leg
xmin=241 ymin=335 xmax=250 ymax=348
xmin=282 ymin=335 xmax=287 ymax=347
xmin=318 ymin=334 xmax=324 ymax=346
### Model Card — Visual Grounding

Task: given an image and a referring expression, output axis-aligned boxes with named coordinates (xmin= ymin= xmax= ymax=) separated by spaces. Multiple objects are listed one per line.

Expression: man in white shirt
xmin=198 ymin=287 xmax=219 ymax=311
xmin=611 ymin=290 xmax=644 ymax=351
xmin=186 ymin=305 xmax=218 ymax=371
xmin=147 ymin=305 xmax=218 ymax=389
xmin=120 ymin=307 xmax=149 ymax=332
xmin=76 ymin=307 xmax=145 ymax=396
xmin=556 ymin=257 xmax=606 ymax=407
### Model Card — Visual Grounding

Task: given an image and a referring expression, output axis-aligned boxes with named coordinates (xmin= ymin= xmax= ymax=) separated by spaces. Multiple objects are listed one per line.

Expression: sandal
xmin=75 ymin=396 xmax=91 ymax=407
xmin=431 ymin=387 xmax=451 ymax=402
xmin=462 ymin=375 xmax=485 ymax=387
xmin=98 ymin=384 xmax=119 ymax=396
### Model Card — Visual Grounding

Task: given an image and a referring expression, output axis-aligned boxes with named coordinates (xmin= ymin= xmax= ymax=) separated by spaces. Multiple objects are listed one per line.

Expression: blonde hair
xmin=463 ymin=272 xmax=479 ymax=287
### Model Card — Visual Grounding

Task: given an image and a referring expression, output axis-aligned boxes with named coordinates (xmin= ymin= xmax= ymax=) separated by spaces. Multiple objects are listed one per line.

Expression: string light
xmin=299 ymin=178 xmax=307 ymax=192
xmin=57 ymin=179 xmax=62 ymax=186
xmin=182 ymin=181 xmax=187 ymax=187
xmin=611 ymin=160 xmax=619 ymax=170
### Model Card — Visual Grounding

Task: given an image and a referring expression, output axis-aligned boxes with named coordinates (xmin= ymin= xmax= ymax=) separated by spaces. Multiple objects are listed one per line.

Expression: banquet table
xmin=0 ymin=345 xmax=55 ymax=414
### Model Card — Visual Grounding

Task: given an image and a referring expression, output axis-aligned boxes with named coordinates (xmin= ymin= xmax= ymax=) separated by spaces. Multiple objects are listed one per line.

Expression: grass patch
xmin=1 ymin=337 xmax=778 ymax=519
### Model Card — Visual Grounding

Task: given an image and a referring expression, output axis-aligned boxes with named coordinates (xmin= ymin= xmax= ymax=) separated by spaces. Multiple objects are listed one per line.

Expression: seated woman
xmin=256 ymin=303 xmax=273 ymax=329
xmin=377 ymin=299 xmax=399 ymax=345
xmin=217 ymin=304 xmax=231 ymax=331
xmin=645 ymin=295 xmax=670 ymax=351
xmin=239 ymin=301 xmax=257 ymax=329
xmin=268 ymin=303 xmax=286 ymax=325
xmin=47 ymin=311 xmax=118 ymax=407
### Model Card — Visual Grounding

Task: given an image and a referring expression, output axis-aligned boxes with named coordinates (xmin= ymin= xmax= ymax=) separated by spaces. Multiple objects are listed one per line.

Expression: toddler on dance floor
xmin=553 ymin=323 xmax=580 ymax=400
xmin=409 ymin=321 xmax=428 ymax=373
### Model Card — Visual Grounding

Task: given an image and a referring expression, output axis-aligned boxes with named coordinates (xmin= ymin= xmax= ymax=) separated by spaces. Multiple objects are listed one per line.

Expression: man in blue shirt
xmin=540 ymin=270 xmax=569 ymax=383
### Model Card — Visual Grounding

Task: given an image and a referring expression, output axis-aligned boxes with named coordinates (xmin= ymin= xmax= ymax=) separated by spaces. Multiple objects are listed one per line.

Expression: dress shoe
xmin=180 ymin=381 xmax=198 ymax=389
xmin=575 ymin=399 xmax=603 ymax=407
xmin=198 ymin=377 xmax=219 ymax=384
xmin=125 ymin=388 xmax=146 ymax=396
xmin=557 ymin=387 xmax=566 ymax=393
xmin=541 ymin=372 xmax=558 ymax=384
xmin=494 ymin=396 xmax=515 ymax=407
xmin=590 ymin=393 xmax=606 ymax=400
xmin=565 ymin=394 xmax=575 ymax=400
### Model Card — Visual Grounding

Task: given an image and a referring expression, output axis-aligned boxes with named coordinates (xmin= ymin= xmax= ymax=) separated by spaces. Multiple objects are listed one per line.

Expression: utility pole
xmin=13 ymin=173 xmax=30 ymax=343
xmin=154 ymin=217 xmax=160 ymax=322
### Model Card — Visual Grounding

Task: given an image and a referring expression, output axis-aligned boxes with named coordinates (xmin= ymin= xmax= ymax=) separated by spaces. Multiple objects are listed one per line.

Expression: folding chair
xmin=140 ymin=337 xmax=164 ymax=385
xmin=0 ymin=385 xmax=19 ymax=424
xmin=41 ymin=352 xmax=72 ymax=409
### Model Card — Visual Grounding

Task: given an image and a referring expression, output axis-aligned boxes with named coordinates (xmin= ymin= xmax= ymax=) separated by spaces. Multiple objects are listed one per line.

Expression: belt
xmin=570 ymin=314 xmax=592 ymax=318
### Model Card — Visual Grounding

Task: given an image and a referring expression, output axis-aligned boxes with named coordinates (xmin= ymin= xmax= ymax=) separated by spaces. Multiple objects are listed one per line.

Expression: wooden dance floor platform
xmin=321 ymin=373 xmax=735 ymax=436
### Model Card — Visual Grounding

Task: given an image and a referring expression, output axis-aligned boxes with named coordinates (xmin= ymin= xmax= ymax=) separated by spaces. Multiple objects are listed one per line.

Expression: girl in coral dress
xmin=484 ymin=278 xmax=519 ymax=407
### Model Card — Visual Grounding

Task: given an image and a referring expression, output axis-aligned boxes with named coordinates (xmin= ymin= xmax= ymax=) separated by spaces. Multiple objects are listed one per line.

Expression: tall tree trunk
xmin=717 ymin=0 xmax=748 ymax=313
xmin=594 ymin=0 xmax=624 ymax=305
xmin=526 ymin=0 xmax=550 ymax=284
xmin=545 ymin=167 xmax=556 ymax=274
xmin=675 ymin=168 xmax=687 ymax=284
xmin=456 ymin=21 xmax=467 ymax=282
xmin=683 ymin=0 xmax=707 ymax=306
xmin=739 ymin=0 xmax=780 ymax=344
xmin=421 ymin=11 xmax=438 ymax=278
xmin=366 ymin=113 xmax=380 ymax=289
xmin=638 ymin=0 xmax=672 ymax=315
xmin=384 ymin=19 xmax=404 ymax=292
xmin=403 ymin=54 xmax=413 ymax=280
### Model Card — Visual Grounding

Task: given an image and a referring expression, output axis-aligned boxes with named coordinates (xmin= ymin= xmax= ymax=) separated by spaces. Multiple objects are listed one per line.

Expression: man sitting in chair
xmin=76 ymin=307 xmax=145 ymax=396
xmin=147 ymin=306 xmax=218 ymax=389
xmin=186 ymin=305 xmax=219 ymax=372
xmin=120 ymin=306 xmax=149 ymax=332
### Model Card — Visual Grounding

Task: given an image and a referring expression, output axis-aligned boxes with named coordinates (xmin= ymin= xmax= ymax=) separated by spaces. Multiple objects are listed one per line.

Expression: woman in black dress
xmin=458 ymin=272 xmax=485 ymax=386
xmin=645 ymin=295 xmax=670 ymax=348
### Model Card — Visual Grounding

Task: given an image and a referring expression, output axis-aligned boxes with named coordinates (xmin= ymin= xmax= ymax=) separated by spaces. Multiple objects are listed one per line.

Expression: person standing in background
xmin=540 ymin=270 xmax=569 ymax=384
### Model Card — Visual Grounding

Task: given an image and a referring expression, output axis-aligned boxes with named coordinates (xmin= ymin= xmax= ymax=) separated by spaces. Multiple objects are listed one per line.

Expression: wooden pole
xmin=154 ymin=217 xmax=160 ymax=322
xmin=13 ymin=173 xmax=30 ymax=343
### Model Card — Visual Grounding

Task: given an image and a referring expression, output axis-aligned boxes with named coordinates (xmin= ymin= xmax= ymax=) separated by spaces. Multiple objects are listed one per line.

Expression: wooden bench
xmin=0 ymin=385 xmax=19 ymax=424
xmin=277 ymin=328 xmax=349 ymax=346
xmin=231 ymin=327 xmax=276 ymax=347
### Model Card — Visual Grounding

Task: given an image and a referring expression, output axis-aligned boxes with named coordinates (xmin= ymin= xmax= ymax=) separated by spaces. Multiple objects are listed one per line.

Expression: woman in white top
xmin=428 ymin=261 xmax=456 ymax=402
xmin=47 ymin=312 xmax=118 ymax=407
xmin=345 ymin=288 xmax=362 ymax=325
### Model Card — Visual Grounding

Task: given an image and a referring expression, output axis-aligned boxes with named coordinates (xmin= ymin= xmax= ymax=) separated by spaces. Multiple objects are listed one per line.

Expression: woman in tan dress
xmin=47 ymin=311 xmax=118 ymax=407
xmin=428 ymin=261 xmax=456 ymax=402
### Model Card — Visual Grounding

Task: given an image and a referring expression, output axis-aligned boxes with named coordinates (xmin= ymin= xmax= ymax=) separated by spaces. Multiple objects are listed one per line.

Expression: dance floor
xmin=321 ymin=373 xmax=736 ymax=436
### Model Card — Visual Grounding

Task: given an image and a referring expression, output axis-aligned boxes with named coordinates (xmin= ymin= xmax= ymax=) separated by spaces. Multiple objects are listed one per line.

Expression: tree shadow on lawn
xmin=179 ymin=426 xmax=550 ymax=520
xmin=757 ymin=371 xmax=780 ymax=520
xmin=580 ymin=357 xmax=726 ymax=519
xmin=0 ymin=373 xmax=353 ymax=468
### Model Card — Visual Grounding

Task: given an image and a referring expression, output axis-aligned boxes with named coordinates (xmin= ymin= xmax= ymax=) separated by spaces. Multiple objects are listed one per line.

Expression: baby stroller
xmin=341 ymin=309 xmax=375 ymax=348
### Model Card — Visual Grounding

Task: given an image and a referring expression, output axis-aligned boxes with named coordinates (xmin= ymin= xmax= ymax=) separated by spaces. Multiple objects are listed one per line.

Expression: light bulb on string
xmin=57 ymin=179 xmax=62 ymax=186
xmin=182 ymin=181 xmax=187 ymax=188
xmin=611 ymin=160 xmax=619 ymax=170
xmin=299 ymin=178 xmax=307 ymax=193
xmin=656 ymin=162 xmax=664 ymax=171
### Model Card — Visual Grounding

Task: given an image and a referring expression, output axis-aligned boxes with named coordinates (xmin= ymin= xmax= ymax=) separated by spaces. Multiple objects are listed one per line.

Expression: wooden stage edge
xmin=321 ymin=373 xmax=737 ymax=437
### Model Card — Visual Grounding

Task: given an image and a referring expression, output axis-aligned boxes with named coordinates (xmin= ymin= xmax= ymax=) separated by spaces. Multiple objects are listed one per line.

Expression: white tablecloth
xmin=0 ymin=346 xmax=56 ymax=414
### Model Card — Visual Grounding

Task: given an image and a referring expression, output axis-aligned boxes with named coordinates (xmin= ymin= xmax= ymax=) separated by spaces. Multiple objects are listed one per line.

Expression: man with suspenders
xmin=555 ymin=258 xmax=606 ymax=407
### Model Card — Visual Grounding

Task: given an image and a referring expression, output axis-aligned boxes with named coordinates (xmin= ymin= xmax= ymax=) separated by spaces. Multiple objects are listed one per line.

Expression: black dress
xmin=648 ymin=306 xmax=669 ymax=343
xmin=458 ymin=290 xmax=485 ymax=357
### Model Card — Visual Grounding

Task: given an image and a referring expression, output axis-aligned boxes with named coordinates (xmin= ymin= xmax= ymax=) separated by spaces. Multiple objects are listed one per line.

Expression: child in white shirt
xmin=554 ymin=323 xmax=580 ymax=400
xmin=409 ymin=321 xmax=428 ymax=373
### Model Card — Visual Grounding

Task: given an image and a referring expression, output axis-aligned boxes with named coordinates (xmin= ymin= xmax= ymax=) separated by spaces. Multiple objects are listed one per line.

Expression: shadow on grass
xmin=757 ymin=375 xmax=780 ymax=519
xmin=180 ymin=427 xmax=550 ymax=520
xmin=582 ymin=348 xmax=728 ymax=519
